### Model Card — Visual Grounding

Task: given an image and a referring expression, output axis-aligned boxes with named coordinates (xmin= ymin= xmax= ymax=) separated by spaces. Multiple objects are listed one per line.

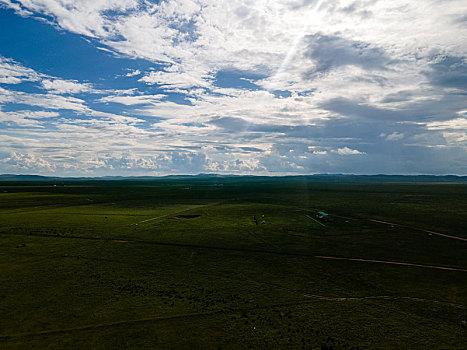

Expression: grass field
xmin=0 ymin=177 xmax=466 ymax=349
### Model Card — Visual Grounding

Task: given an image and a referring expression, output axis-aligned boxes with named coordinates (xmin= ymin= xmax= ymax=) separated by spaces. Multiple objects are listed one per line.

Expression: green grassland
xmin=0 ymin=178 xmax=466 ymax=349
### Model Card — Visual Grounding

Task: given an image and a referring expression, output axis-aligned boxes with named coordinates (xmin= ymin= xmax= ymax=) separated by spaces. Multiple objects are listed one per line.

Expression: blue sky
xmin=0 ymin=0 xmax=466 ymax=176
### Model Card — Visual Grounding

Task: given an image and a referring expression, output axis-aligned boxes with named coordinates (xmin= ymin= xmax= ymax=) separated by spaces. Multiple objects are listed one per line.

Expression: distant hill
xmin=300 ymin=174 xmax=467 ymax=183
xmin=0 ymin=174 xmax=61 ymax=181
xmin=0 ymin=173 xmax=466 ymax=183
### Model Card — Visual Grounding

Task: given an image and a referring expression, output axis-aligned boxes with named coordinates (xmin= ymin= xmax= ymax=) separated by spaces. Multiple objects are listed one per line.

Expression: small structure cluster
xmin=253 ymin=214 xmax=266 ymax=225
xmin=316 ymin=211 xmax=330 ymax=222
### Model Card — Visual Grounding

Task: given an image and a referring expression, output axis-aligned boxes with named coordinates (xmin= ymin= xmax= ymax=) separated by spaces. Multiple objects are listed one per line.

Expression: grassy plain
xmin=0 ymin=177 xmax=466 ymax=349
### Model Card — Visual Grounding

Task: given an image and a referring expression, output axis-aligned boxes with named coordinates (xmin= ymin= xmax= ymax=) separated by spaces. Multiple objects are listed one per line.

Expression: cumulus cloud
xmin=1 ymin=152 xmax=54 ymax=172
xmin=335 ymin=147 xmax=366 ymax=155
xmin=125 ymin=69 xmax=141 ymax=77
xmin=41 ymin=79 xmax=96 ymax=94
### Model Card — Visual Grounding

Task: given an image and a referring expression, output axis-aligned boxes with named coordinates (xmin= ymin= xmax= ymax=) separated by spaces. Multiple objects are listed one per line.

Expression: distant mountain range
xmin=0 ymin=173 xmax=227 ymax=181
xmin=1 ymin=173 xmax=466 ymax=182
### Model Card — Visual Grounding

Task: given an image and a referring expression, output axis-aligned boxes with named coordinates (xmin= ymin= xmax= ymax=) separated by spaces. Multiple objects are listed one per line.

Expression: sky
xmin=0 ymin=0 xmax=466 ymax=176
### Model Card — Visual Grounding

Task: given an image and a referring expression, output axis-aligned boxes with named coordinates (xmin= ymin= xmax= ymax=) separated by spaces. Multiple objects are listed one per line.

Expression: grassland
xmin=0 ymin=177 xmax=466 ymax=349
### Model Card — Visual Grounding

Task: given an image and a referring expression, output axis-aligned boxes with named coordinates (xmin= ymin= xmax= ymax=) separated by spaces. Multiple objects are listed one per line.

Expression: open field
xmin=0 ymin=177 xmax=466 ymax=349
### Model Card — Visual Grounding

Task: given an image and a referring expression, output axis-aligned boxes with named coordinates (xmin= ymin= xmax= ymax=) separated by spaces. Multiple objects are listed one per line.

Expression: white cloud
xmin=41 ymin=79 xmax=95 ymax=94
xmin=0 ymin=57 xmax=106 ymax=97
xmin=99 ymin=93 xmax=166 ymax=105
xmin=138 ymin=69 xmax=213 ymax=90
xmin=0 ymin=56 xmax=40 ymax=84
xmin=23 ymin=110 xmax=60 ymax=119
xmin=125 ymin=69 xmax=141 ymax=77
xmin=335 ymin=147 xmax=366 ymax=155
xmin=0 ymin=109 xmax=60 ymax=128
xmin=0 ymin=0 xmax=33 ymax=16
xmin=5 ymin=1 xmax=466 ymax=105
xmin=0 ymin=110 xmax=43 ymax=127
xmin=0 ymin=86 xmax=88 ymax=111
xmin=442 ymin=131 xmax=467 ymax=144
xmin=7 ymin=0 xmax=140 ymax=38
xmin=386 ymin=132 xmax=405 ymax=141
xmin=425 ymin=118 xmax=467 ymax=130
xmin=0 ymin=82 xmax=145 ymax=124
xmin=1 ymin=152 xmax=54 ymax=172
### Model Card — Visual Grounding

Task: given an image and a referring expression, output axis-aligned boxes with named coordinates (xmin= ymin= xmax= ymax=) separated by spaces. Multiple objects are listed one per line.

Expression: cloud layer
xmin=0 ymin=0 xmax=466 ymax=175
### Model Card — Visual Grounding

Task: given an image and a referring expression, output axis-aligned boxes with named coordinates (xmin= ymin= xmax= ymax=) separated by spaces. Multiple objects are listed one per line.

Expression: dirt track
xmin=315 ymin=255 xmax=467 ymax=272
xmin=369 ymin=219 xmax=467 ymax=242
xmin=5 ymin=229 xmax=467 ymax=272
xmin=303 ymin=294 xmax=466 ymax=308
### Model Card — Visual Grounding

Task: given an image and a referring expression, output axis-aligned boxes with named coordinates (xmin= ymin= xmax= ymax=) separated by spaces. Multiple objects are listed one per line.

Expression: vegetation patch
xmin=169 ymin=214 xmax=201 ymax=219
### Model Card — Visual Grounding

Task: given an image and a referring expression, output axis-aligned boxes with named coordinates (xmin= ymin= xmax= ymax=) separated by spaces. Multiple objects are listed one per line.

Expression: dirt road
xmin=315 ymin=255 xmax=467 ymax=272
xmin=369 ymin=219 xmax=467 ymax=242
